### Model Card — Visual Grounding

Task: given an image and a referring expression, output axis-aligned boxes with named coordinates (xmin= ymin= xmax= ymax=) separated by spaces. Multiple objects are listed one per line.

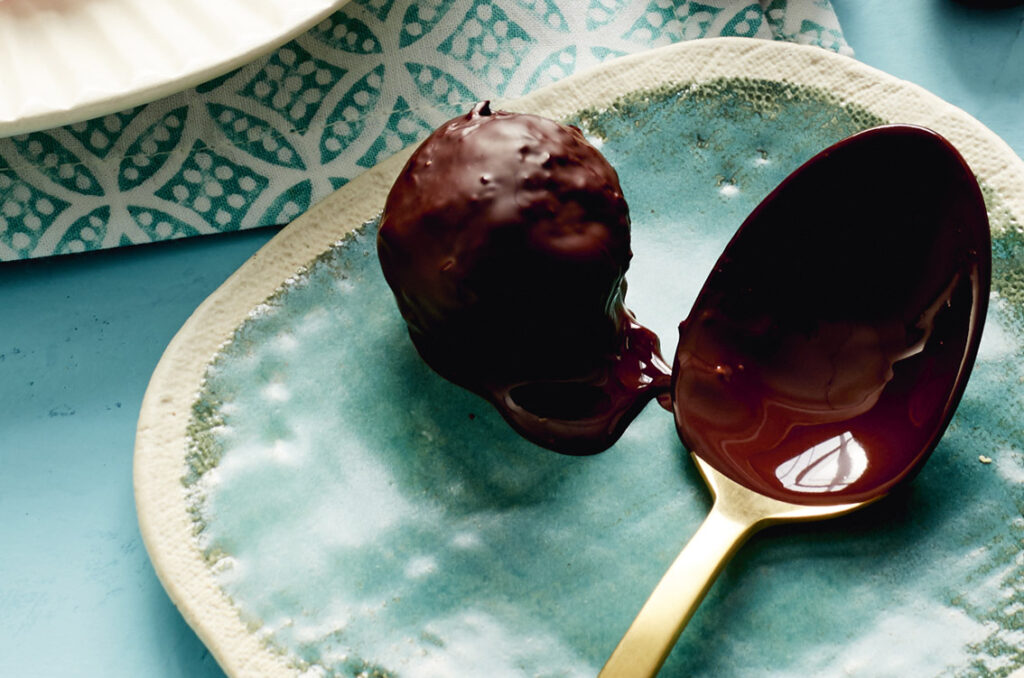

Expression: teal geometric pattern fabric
xmin=0 ymin=0 xmax=850 ymax=261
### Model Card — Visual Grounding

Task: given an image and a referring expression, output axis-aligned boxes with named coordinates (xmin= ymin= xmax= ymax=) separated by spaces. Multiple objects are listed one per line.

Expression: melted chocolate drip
xmin=673 ymin=125 xmax=990 ymax=504
xmin=378 ymin=102 xmax=670 ymax=454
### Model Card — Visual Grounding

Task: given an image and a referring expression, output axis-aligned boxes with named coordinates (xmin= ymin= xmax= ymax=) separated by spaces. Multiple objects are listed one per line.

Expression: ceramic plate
xmin=0 ymin=0 xmax=347 ymax=137
xmin=135 ymin=38 xmax=1024 ymax=677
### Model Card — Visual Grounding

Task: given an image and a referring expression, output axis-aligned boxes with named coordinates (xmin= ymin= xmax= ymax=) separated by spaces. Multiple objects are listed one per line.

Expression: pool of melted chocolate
xmin=672 ymin=125 xmax=990 ymax=504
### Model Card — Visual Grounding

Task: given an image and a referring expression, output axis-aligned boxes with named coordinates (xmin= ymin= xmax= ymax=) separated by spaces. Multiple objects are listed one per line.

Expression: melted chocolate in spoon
xmin=672 ymin=124 xmax=990 ymax=505
xmin=378 ymin=103 xmax=670 ymax=454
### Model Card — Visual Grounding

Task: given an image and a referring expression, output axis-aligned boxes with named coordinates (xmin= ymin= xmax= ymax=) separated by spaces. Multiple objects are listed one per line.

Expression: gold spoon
xmin=601 ymin=125 xmax=991 ymax=677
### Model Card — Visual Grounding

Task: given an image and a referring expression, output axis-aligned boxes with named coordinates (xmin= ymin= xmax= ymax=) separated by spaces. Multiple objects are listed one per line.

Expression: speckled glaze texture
xmin=135 ymin=40 xmax=1024 ymax=678
xmin=178 ymin=84 xmax=1024 ymax=676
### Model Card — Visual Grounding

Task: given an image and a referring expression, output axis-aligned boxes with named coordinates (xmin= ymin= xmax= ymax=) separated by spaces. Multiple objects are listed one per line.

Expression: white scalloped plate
xmin=135 ymin=39 xmax=1024 ymax=677
xmin=0 ymin=0 xmax=347 ymax=137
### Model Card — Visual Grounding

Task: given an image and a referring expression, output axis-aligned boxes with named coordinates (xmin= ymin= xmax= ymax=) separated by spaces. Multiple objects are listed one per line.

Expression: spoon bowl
xmin=601 ymin=125 xmax=991 ymax=677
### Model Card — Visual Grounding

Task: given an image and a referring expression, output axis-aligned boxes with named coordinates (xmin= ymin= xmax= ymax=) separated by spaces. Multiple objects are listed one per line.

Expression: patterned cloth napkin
xmin=0 ymin=0 xmax=849 ymax=261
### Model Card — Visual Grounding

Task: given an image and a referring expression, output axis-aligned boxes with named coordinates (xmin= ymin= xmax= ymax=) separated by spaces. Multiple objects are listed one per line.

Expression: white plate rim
xmin=133 ymin=37 xmax=1024 ymax=677
xmin=0 ymin=0 xmax=349 ymax=138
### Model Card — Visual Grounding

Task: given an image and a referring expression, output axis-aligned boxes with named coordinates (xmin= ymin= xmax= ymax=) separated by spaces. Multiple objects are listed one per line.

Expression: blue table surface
xmin=2 ymin=1 xmax=1022 ymax=676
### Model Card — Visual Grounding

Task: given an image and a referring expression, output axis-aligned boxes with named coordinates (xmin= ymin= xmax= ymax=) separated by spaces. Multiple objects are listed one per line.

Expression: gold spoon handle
xmin=598 ymin=501 xmax=760 ymax=678
xmin=600 ymin=456 xmax=872 ymax=677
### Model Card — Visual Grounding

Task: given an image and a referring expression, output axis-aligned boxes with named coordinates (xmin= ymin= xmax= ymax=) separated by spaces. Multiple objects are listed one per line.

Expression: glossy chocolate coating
xmin=673 ymin=125 xmax=990 ymax=504
xmin=378 ymin=102 xmax=670 ymax=454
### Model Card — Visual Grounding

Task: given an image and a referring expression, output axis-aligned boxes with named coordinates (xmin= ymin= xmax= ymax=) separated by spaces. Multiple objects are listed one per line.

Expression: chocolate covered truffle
xmin=378 ymin=102 xmax=669 ymax=454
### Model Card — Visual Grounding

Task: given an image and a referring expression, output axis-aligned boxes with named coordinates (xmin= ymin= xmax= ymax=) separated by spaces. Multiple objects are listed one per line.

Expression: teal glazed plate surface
xmin=135 ymin=39 xmax=1024 ymax=677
